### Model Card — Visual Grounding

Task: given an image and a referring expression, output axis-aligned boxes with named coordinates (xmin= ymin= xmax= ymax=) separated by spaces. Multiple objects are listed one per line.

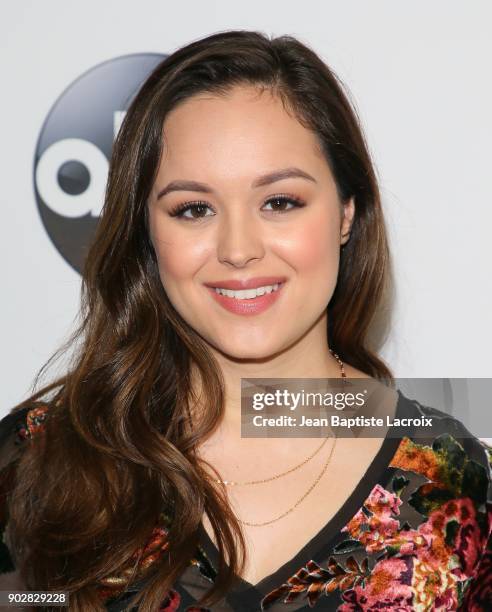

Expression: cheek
xmin=155 ymin=240 xmax=207 ymax=284
xmin=150 ymin=222 xmax=211 ymax=288
xmin=277 ymin=216 xmax=339 ymax=276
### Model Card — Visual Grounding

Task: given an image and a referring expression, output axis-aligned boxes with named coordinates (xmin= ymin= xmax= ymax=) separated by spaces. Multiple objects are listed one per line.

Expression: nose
xmin=216 ymin=207 xmax=265 ymax=268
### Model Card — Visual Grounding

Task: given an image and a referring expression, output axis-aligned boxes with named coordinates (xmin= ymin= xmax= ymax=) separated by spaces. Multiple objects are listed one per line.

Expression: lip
xmin=205 ymin=281 xmax=286 ymax=316
xmin=203 ymin=276 xmax=287 ymax=290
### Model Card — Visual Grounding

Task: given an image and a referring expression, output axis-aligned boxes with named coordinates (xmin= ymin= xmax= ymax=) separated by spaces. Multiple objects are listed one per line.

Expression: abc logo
xmin=34 ymin=53 xmax=166 ymax=273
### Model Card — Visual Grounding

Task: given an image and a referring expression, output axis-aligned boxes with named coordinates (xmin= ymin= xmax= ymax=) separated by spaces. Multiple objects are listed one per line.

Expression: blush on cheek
xmin=153 ymin=236 xmax=212 ymax=288
xmin=280 ymin=218 xmax=339 ymax=274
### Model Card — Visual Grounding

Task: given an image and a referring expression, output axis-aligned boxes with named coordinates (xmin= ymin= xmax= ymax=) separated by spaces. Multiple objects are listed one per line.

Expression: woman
xmin=1 ymin=30 xmax=490 ymax=611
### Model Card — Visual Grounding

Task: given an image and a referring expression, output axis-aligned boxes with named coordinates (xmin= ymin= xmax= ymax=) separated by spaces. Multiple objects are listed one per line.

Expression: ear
xmin=340 ymin=197 xmax=355 ymax=247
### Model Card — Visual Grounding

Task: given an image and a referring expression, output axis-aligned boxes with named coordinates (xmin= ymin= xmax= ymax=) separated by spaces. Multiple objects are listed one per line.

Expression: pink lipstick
xmin=203 ymin=277 xmax=287 ymax=316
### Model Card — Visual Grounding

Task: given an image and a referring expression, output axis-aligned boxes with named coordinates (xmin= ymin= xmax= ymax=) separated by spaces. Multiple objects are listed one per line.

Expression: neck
xmin=192 ymin=313 xmax=342 ymax=436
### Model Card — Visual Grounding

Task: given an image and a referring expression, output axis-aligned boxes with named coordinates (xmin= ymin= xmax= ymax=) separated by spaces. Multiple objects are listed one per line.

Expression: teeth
xmin=214 ymin=283 xmax=281 ymax=299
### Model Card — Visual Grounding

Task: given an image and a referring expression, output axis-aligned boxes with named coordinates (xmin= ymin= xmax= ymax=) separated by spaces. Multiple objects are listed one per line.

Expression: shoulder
xmin=0 ymin=400 xmax=51 ymax=492
xmin=0 ymin=406 xmax=30 ymax=472
xmin=0 ymin=400 xmax=51 ymax=505
xmin=393 ymin=389 xmax=491 ymax=473
xmin=0 ymin=403 xmax=50 ymax=470
xmin=0 ymin=402 xmax=51 ymax=578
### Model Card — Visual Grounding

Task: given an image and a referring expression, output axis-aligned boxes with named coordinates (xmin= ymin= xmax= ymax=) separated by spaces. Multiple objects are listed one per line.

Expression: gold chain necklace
xmin=216 ymin=348 xmax=345 ymax=527
xmin=237 ymin=437 xmax=338 ymax=527
xmin=216 ymin=436 xmax=330 ymax=486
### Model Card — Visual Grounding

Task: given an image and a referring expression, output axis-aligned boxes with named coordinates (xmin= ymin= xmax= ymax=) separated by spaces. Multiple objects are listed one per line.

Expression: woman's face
xmin=148 ymin=85 xmax=354 ymax=360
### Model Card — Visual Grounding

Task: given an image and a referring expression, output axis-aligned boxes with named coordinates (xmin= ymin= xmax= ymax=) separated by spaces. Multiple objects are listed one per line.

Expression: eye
xmin=168 ymin=193 xmax=306 ymax=222
xmin=262 ymin=194 xmax=306 ymax=213
xmin=168 ymin=201 xmax=215 ymax=220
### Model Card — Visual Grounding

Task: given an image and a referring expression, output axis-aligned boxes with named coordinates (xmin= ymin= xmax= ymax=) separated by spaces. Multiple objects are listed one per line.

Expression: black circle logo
xmin=34 ymin=53 xmax=166 ymax=273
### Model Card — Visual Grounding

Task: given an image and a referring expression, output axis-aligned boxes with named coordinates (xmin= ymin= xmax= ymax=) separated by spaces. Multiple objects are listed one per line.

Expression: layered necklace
xmin=214 ymin=349 xmax=346 ymax=527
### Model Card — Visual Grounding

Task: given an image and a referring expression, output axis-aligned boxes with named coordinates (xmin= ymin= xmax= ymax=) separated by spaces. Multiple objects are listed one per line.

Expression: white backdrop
xmin=1 ymin=1 xmax=491 ymax=417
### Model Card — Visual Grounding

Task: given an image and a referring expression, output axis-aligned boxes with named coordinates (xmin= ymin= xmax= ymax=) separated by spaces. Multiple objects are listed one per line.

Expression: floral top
xmin=0 ymin=390 xmax=491 ymax=611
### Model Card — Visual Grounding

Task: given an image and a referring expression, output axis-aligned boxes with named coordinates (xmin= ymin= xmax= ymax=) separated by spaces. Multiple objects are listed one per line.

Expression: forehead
xmin=159 ymin=85 xmax=325 ymax=174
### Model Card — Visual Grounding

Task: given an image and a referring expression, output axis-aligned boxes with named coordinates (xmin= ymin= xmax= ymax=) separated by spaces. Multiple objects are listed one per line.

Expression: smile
xmin=213 ymin=283 xmax=282 ymax=300
xmin=205 ymin=282 xmax=285 ymax=316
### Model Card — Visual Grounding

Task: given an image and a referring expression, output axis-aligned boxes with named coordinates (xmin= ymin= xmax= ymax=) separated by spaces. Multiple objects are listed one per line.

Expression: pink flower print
xmin=338 ymin=557 xmax=414 ymax=611
xmin=364 ymin=483 xmax=403 ymax=517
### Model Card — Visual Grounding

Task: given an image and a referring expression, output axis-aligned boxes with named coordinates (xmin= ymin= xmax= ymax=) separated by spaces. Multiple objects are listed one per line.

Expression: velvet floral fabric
xmin=1 ymin=401 xmax=491 ymax=611
xmin=260 ymin=436 xmax=492 ymax=611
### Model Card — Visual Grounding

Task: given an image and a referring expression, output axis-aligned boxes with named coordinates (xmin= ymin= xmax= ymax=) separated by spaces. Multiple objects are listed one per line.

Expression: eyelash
xmin=168 ymin=193 xmax=306 ymax=221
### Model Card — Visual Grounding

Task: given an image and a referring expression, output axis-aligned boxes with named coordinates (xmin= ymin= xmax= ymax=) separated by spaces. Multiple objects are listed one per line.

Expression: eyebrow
xmin=156 ymin=167 xmax=317 ymax=199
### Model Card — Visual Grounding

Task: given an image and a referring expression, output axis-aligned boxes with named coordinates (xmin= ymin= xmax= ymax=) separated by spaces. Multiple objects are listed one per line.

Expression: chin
xmin=214 ymin=339 xmax=281 ymax=362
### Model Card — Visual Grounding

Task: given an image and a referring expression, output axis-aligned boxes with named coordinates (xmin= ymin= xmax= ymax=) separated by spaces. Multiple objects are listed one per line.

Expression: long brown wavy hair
xmin=8 ymin=30 xmax=393 ymax=610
